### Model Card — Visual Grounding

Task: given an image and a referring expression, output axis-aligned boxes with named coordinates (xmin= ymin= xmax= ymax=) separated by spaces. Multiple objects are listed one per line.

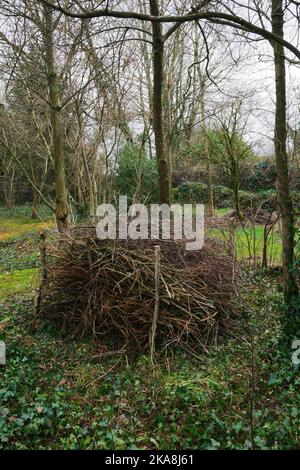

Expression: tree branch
xmin=37 ymin=1 xmax=300 ymax=60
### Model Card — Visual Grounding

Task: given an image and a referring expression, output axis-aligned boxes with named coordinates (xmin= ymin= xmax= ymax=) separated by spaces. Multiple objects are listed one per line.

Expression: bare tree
xmin=272 ymin=0 xmax=298 ymax=304
xmin=208 ymin=97 xmax=254 ymax=220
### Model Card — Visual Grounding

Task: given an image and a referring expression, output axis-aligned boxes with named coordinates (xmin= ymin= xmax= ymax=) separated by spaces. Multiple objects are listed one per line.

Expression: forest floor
xmin=0 ymin=206 xmax=299 ymax=450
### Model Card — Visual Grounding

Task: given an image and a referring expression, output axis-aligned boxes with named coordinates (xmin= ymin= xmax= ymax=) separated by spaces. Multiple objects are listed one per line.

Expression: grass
xmin=0 ymin=268 xmax=38 ymax=301
xmin=0 ymin=205 xmax=54 ymax=242
xmin=0 ymin=243 xmax=40 ymax=275
xmin=215 ymin=208 xmax=232 ymax=216
xmin=208 ymin=225 xmax=282 ymax=266
xmin=0 ymin=205 xmax=299 ymax=450
xmin=0 ymin=205 xmax=53 ymax=296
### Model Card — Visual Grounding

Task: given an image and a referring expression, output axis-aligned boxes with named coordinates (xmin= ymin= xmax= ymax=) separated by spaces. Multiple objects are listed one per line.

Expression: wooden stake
xmin=35 ymin=229 xmax=47 ymax=315
xmin=229 ymin=220 xmax=235 ymax=283
xmin=150 ymin=245 xmax=160 ymax=363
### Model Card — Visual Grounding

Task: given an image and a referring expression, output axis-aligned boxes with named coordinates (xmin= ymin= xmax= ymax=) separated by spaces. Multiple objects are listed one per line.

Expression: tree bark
xmin=43 ymin=1 xmax=70 ymax=231
xmin=31 ymin=191 xmax=39 ymax=219
xmin=150 ymin=0 xmax=171 ymax=204
xmin=200 ymin=81 xmax=214 ymax=216
xmin=232 ymin=181 xmax=242 ymax=220
xmin=3 ymin=162 xmax=16 ymax=209
xmin=272 ymin=0 xmax=298 ymax=303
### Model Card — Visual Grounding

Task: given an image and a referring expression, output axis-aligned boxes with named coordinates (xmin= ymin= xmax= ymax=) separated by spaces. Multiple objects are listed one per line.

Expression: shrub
xmin=247 ymin=160 xmax=277 ymax=191
xmin=256 ymin=189 xmax=276 ymax=211
xmin=173 ymin=182 xmax=208 ymax=204
xmin=173 ymin=183 xmax=238 ymax=208
xmin=239 ymin=190 xmax=258 ymax=209
xmin=291 ymin=190 xmax=300 ymax=211
xmin=173 ymin=182 xmax=277 ymax=212
xmin=173 ymin=182 xmax=236 ymax=207
xmin=239 ymin=189 xmax=277 ymax=211
xmin=115 ymin=142 xmax=159 ymax=203
xmin=213 ymin=186 xmax=233 ymax=207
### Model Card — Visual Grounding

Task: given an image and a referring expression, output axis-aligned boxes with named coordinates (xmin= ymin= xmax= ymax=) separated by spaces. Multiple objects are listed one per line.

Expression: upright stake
xmin=150 ymin=245 xmax=161 ymax=363
xmin=229 ymin=220 xmax=236 ymax=283
xmin=36 ymin=229 xmax=47 ymax=315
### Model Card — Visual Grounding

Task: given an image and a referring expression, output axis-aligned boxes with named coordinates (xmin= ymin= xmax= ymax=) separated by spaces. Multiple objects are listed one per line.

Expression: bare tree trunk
xmin=232 ymin=180 xmax=243 ymax=221
xmin=43 ymin=1 xmax=70 ymax=232
xmin=262 ymin=224 xmax=268 ymax=269
xmin=3 ymin=163 xmax=16 ymax=209
xmin=150 ymin=0 xmax=170 ymax=205
xmin=272 ymin=0 xmax=298 ymax=303
xmin=31 ymin=191 xmax=39 ymax=219
xmin=200 ymin=82 xmax=214 ymax=216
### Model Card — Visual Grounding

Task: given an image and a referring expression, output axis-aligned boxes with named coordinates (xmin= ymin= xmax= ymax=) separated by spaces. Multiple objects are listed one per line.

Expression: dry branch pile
xmin=40 ymin=233 xmax=240 ymax=355
xmin=225 ymin=208 xmax=277 ymax=226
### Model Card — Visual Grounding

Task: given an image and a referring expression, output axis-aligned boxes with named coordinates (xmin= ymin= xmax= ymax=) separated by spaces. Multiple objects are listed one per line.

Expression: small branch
xmin=35 ymin=230 xmax=48 ymax=316
xmin=150 ymin=245 xmax=161 ymax=364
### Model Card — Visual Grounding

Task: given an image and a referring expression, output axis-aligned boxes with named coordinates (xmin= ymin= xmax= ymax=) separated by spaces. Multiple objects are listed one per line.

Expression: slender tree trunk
xmin=43 ymin=1 xmax=70 ymax=232
xmin=150 ymin=0 xmax=170 ymax=204
xmin=272 ymin=0 xmax=298 ymax=303
xmin=232 ymin=180 xmax=243 ymax=221
xmin=31 ymin=191 xmax=39 ymax=219
xmin=200 ymin=82 xmax=214 ymax=216
xmin=4 ymin=164 xmax=16 ymax=209
xmin=262 ymin=225 xmax=268 ymax=269
xmin=76 ymin=103 xmax=97 ymax=218
xmin=230 ymin=159 xmax=243 ymax=221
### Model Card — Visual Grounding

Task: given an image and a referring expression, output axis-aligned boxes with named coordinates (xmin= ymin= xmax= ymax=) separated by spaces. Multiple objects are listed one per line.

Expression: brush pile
xmin=225 ymin=208 xmax=277 ymax=226
xmin=40 ymin=232 xmax=240 ymax=355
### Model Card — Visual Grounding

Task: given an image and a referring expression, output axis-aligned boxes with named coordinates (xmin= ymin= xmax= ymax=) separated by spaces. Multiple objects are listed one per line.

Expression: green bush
xmin=173 ymin=183 xmax=234 ymax=208
xmin=238 ymin=189 xmax=276 ymax=211
xmin=239 ymin=189 xmax=277 ymax=211
xmin=115 ymin=142 xmax=159 ymax=204
xmin=213 ymin=186 xmax=233 ymax=207
xmin=291 ymin=190 xmax=300 ymax=211
xmin=239 ymin=190 xmax=258 ymax=209
xmin=173 ymin=182 xmax=277 ymax=212
xmin=173 ymin=182 xmax=208 ymax=204
xmin=256 ymin=189 xmax=276 ymax=211
xmin=247 ymin=160 xmax=277 ymax=191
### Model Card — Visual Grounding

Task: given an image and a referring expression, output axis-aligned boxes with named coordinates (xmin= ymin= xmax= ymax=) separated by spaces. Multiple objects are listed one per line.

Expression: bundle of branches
xmin=40 ymin=234 xmax=240 ymax=356
xmin=225 ymin=208 xmax=277 ymax=226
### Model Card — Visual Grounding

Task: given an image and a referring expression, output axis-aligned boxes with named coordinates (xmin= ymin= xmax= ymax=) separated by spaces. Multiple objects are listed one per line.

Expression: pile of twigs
xmin=225 ymin=208 xmax=277 ymax=226
xmin=39 ymin=232 xmax=240 ymax=355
